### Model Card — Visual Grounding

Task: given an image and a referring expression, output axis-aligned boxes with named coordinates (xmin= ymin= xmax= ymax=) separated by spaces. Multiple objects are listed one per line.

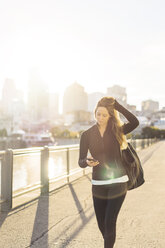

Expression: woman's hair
xmin=94 ymin=96 xmax=128 ymax=149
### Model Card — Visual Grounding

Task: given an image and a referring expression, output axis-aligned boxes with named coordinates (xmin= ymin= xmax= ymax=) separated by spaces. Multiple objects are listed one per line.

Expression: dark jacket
xmin=78 ymin=101 xmax=139 ymax=180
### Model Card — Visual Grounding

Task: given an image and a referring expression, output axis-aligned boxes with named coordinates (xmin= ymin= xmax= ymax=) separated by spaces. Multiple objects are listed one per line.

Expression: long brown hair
xmin=95 ymin=97 xmax=128 ymax=149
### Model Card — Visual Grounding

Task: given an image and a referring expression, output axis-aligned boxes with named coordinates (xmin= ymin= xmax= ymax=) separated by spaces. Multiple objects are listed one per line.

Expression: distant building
xmin=1 ymin=79 xmax=25 ymax=133
xmin=1 ymin=78 xmax=23 ymax=116
xmin=127 ymin=104 xmax=137 ymax=112
xmin=28 ymin=69 xmax=49 ymax=121
xmin=107 ymin=85 xmax=127 ymax=106
xmin=63 ymin=82 xmax=88 ymax=114
xmin=141 ymin=99 xmax=159 ymax=114
xmin=11 ymin=98 xmax=26 ymax=131
xmin=49 ymin=93 xmax=59 ymax=120
xmin=154 ymin=118 xmax=165 ymax=129
xmin=64 ymin=110 xmax=91 ymax=125
xmin=73 ymin=110 xmax=91 ymax=123
xmin=149 ymin=109 xmax=165 ymax=120
xmin=64 ymin=113 xmax=75 ymax=126
xmin=88 ymin=92 xmax=105 ymax=113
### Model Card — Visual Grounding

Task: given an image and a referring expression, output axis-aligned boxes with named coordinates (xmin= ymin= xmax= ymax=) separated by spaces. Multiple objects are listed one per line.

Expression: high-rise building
xmin=63 ymin=82 xmax=88 ymax=114
xmin=28 ymin=69 xmax=49 ymax=121
xmin=141 ymin=99 xmax=159 ymax=113
xmin=1 ymin=78 xmax=25 ymax=117
xmin=49 ymin=93 xmax=59 ymax=120
xmin=107 ymin=85 xmax=127 ymax=106
xmin=1 ymin=78 xmax=26 ymax=132
xmin=2 ymin=78 xmax=17 ymax=115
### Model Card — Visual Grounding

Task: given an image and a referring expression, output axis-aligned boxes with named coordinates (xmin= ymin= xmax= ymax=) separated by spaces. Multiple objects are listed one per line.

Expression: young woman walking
xmin=78 ymin=97 xmax=139 ymax=248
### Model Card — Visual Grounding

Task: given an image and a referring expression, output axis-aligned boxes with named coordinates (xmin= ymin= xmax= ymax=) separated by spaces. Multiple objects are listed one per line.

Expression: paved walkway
xmin=0 ymin=141 xmax=165 ymax=248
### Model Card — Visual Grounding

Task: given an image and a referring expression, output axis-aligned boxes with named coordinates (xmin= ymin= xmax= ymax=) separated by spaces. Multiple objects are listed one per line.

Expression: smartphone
xmin=87 ymin=158 xmax=98 ymax=162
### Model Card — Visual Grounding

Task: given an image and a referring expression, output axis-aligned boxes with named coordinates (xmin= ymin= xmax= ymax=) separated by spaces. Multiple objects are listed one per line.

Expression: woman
xmin=78 ymin=97 xmax=139 ymax=248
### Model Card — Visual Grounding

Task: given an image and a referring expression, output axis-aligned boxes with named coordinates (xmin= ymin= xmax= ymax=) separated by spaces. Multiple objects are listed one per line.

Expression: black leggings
xmin=92 ymin=185 xmax=127 ymax=248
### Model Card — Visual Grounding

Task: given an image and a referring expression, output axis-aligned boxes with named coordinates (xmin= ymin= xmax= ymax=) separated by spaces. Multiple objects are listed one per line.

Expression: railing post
xmin=41 ymin=146 xmax=49 ymax=195
xmin=1 ymin=149 xmax=13 ymax=211
xmin=66 ymin=148 xmax=70 ymax=183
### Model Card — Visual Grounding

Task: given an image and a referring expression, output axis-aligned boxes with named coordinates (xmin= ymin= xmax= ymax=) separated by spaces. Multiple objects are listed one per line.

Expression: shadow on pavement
xmin=68 ymin=183 xmax=87 ymax=223
xmin=51 ymin=182 xmax=95 ymax=248
xmin=30 ymin=194 xmax=49 ymax=248
xmin=0 ymin=211 xmax=9 ymax=228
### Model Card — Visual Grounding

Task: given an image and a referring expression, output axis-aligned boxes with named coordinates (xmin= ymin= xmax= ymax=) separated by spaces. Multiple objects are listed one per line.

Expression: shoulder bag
xmin=121 ymin=142 xmax=145 ymax=190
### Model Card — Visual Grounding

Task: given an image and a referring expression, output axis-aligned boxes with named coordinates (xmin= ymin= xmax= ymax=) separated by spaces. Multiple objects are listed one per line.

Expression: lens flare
xmin=92 ymin=161 xmax=128 ymax=199
xmin=100 ymin=162 xmax=124 ymax=180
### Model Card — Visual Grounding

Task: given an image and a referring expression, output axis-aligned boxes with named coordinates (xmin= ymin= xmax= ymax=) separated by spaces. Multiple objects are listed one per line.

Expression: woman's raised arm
xmin=114 ymin=99 xmax=139 ymax=135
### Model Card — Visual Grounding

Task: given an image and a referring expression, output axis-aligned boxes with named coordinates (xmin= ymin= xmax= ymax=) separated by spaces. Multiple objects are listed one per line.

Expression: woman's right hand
xmin=86 ymin=157 xmax=99 ymax=167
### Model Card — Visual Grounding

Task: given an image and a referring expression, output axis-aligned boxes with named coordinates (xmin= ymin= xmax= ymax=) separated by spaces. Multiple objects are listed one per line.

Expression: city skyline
xmin=0 ymin=0 xmax=165 ymax=110
xmin=1 ymin=77 xmax=163 ymax=112
xmin=0 ymin=79 xmax=162 ymax=115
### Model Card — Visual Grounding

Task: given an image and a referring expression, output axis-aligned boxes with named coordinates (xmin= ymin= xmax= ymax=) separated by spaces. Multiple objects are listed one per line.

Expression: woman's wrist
xmin=114 ymin=99 xmax=121 ymax=111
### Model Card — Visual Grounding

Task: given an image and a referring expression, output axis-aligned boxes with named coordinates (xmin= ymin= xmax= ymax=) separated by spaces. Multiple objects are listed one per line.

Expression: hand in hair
xmin=114 ymin=99 xmax=121 ymax=111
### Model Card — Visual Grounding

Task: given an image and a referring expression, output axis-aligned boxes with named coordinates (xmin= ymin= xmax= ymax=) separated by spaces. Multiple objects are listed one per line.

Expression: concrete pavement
xmin=0 ymin=140 xmax=165 ymax=248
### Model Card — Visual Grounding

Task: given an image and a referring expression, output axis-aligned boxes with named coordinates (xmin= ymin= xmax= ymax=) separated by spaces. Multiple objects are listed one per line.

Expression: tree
xmin=51 ymin=126 xmax=62 ymax=138
xmin=141 ymin=126 xmax=165 ymax=139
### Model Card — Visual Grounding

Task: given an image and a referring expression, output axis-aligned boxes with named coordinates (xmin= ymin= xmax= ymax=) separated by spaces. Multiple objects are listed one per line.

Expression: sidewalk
xmin=0 ymin=141 xmax=165 ymax=248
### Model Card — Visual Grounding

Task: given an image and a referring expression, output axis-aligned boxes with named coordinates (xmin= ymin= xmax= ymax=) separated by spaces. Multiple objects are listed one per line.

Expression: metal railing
xmin=0 ymin=137 xmax=158 ymax=211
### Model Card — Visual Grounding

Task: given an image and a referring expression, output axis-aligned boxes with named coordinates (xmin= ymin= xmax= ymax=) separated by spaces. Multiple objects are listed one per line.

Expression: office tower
xmin=28 ymin=69 xmax=49 ymax=121
xmin=63 ymin=82 xmax=88 ymax=114
xmin=141 ymin=99 xmax=159 ymax=114
xmin=1 ymin=78 xmax=25 ymax=116
xmin=2 ymin=78 xmax=17 ymax=115
xmin=49 ymin=92 xmax=59 ymax=120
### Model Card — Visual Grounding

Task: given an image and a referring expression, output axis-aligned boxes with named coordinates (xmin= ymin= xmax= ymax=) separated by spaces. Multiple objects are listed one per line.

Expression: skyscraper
xmin=63 ymin=82 xmax=88 ymax=114
xmin=28 ymin=69 xmax=49 ymax=121
xmin=49 ymin=92 xmax=59 ymax=120
xmin=2 ymin=78 xmax=17 ymax=115
xmin=141 ymin=99 xmax=159 ymax=113
xmin=2 ymin=78 xmax=24 ymax=117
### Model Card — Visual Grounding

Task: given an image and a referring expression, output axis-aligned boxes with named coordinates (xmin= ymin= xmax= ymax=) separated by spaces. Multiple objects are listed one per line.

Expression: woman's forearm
xmin=114 ymin=100 xmax=139 ymax=134
xmin=78 ymin=132 xmax=89 ymax=168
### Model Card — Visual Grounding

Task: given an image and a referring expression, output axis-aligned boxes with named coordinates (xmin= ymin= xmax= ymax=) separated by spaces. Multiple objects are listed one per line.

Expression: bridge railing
xmin=0 ymin=137 xmax=159 ymax=211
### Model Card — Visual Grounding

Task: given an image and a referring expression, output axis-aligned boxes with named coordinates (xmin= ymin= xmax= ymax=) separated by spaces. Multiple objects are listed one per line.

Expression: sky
xmin=0 ymin=0 xmax=165 ymax=111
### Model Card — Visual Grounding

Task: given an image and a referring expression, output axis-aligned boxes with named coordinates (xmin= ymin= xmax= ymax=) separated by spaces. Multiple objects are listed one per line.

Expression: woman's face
xmin=95 ymin=107 xmax=110 ymax=126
